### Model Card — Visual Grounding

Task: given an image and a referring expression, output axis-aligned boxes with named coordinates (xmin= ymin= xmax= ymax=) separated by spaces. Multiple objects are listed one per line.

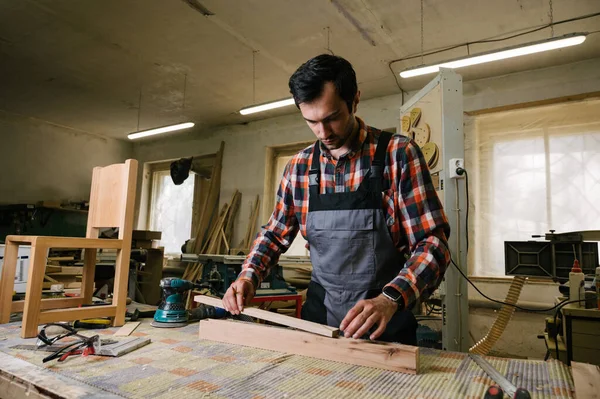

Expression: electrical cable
xmin=388 ymin=11 xmax=600 ymax=68
xmin=450 ymin=257 xmax=572 ymax=313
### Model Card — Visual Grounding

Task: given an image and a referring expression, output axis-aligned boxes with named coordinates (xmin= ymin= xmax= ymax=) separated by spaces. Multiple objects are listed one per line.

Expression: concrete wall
xmin=0 ymin=110 xmax=133 ymax=204
xmin=133 ymin=57 xmax=600 ymax=359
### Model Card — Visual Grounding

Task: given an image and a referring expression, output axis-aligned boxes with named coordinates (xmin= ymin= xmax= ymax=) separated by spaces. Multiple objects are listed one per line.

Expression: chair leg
xmin=21 ymin=244 xmax=49 ymax=338
xmin=0 ymin=240 xmax=19 ymax=323
xmin=81 ymin=249 xmax=97 ymax=305
xmin=111 ymin=247 xmax=131 ymax=326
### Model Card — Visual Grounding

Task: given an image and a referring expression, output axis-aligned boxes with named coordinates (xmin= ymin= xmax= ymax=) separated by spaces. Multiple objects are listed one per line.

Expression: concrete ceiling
xmin=0 ymin=0 xmax=599 ymax=140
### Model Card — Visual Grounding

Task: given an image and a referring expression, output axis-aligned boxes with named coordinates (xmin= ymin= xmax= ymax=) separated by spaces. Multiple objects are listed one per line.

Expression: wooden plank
xmin=21 ymin=244 xmax=49 ymax=338
xmin=571 ymin=362 xmax=600 ymax=399
xmin=199 ymin=319 xmax=419 ymax=374
xmin=99 ymin=337 xmax=151 ymax=357
xmin=194 ymin=295 xmax=339 ymax=338
xmin=113 ymin=321 xmax=141 ymax=336
xmin=47 ymin=256 xmax=75 ymax=262
xmin=132 ymin=230 xmax=162 ymax=240
xmin=0 ymin=241 xmax=20 ymax=323
xmin=11 ymin=297 xmax=84 ymax=313
xmin=36 ymin=237 xmax=123 ymax=249
xmin=46 ymin=272 xmax=83 ymax=277
xmin=42 ymin=281 xmax=81 ymax=290
xmin=193 ymin=141 xmax=225 ymax=253
xmin=43 ymin=275 xmax=59 ymax=283
xmin=38 ymin=305 xmax=118 ymax=326
xmin=223 ymin=190 xmax=241 ymax=254
xmin=58 ymin=266 xmax=84 ymax=274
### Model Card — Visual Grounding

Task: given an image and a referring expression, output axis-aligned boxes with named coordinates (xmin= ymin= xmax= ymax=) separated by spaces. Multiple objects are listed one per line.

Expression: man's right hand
xmin=222 ymin=279 xmax=256 ymax=315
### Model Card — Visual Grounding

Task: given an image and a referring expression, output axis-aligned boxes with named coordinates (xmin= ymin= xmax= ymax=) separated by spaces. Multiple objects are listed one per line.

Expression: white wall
xmin=133 ymin=91 xmax=404 ymax=244
xmin=133 ymin=57 xmax=600 ymax=358
xmin=0 ymin=110 xmax=133 ymax=204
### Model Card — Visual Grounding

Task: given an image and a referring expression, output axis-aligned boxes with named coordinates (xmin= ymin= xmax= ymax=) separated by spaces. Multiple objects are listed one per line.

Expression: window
xmin=145 ymin=155 xmax=215 ymax=256
xmin=148 ymin=170 xmax=196 ymax=255
xmin=264 ymin=141 xmax=313 ymax=257
xmin=274 ymin=154 xmax=309 ymax=256
xmin=467 ymin=99 xmax=600 ymax=276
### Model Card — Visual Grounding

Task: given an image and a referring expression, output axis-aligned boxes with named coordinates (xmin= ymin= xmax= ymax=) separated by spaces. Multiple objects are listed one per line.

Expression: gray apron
xmin=301 ymin=131 xmax=417 ymax=344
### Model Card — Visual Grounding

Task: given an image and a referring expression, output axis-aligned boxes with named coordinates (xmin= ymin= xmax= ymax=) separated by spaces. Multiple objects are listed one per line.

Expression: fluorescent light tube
xmin=127 ymin=122 xmax=195 ymax=140
xmin=240 ymin=97 xmax=296 ymax=115
xmin=400 ymin=33 xmax=587 ymax=78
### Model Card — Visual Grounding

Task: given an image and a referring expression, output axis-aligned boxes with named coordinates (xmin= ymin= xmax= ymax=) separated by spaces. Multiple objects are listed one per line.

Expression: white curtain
xmin=149 ymin=170 xmax=195 ymax=255
xmin=465 ymin=99 xmax=600 ymax=276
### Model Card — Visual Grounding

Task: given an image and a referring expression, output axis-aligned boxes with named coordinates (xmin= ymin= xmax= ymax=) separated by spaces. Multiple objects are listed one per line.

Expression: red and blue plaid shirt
xmin=240 ymin=117 xmax=450 ymax=309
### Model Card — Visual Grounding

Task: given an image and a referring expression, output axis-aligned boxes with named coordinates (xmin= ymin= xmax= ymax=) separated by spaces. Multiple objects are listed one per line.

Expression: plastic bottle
xmin=596 ymin=266 xmax=600 ymax=310
xmin=569 ymin=259 xmax=585 ymax=308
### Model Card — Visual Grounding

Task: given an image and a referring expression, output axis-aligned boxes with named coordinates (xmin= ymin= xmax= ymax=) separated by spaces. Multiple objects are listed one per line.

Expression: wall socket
xmin=449 ymin=158 xmax=464 ymax=179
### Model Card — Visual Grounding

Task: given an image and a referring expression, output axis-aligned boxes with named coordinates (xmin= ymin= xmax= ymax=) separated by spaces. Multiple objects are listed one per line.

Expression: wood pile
xmin=238 ymin=194 xmax=260 ymax=251
xmin=43 ymin=249 xmax=83 ymax=290
xmin=200 ymin=190 xmax=242 ymax=254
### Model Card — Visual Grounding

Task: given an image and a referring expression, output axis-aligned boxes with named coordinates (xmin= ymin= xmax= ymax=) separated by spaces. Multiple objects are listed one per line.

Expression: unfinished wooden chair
xmin=0 ymin=159 xmax=138 ymax=338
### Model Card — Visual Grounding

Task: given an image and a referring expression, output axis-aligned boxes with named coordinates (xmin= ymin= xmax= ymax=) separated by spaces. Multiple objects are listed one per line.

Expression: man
xmin=222 ymin=54 xmax=450 ymax=344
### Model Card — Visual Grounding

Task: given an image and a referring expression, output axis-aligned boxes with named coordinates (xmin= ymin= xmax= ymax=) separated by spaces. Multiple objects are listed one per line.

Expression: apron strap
xmin=369 ymin=131 xmax=393 ymax=192
xmin=309 ymin=141 xmax=321 ymax=197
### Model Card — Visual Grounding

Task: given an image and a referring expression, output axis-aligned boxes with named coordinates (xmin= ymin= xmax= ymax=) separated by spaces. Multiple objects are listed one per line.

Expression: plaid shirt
xmin=240 ymin=117 xmax=450 ymax=310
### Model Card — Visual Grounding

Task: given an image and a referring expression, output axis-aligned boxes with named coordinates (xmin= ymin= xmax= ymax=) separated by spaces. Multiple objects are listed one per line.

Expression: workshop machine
xmin=505 ymin=230 xmax=599 ymax=283
xmin=152 ymin=277 xmax=226 ymax=328
xmin=180 ymin=254 xmax=297 ymax=297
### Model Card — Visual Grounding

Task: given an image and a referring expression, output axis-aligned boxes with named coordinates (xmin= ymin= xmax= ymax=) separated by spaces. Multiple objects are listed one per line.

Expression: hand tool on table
xmin=469 ymin=354 xmax=531 ymax=399
xmin=151 ymin=277 xmax=227 ymax=328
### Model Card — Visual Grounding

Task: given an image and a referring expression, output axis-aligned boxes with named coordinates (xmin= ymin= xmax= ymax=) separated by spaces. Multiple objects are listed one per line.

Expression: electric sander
xmin=151 ymin=277 xmax=226 ymax=328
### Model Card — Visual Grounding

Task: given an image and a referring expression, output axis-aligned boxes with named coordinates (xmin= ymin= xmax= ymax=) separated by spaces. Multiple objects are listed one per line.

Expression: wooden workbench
xmin=0 ymin=319 xmax=577 ymax=398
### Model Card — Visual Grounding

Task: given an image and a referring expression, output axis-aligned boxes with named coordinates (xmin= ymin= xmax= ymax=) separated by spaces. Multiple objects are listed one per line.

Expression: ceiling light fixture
xmin=239 ymin=98 xmax=296 ymax=115
xmin=127 ymin=122 xmax=195 ymax=140
xmin=400 ymin=33 xmax=587 ymax=78
xmin=128 ymin=74 xmax=195 ymax=140
xmin=239 ymin=50 xmax=296 ymax=116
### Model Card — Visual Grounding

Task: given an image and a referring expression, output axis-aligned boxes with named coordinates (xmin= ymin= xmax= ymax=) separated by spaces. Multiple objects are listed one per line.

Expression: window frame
xmin=467 ymin=96 xmax=600 ymax=279
xmin=145 ymin=154 xmax=216 ymax=254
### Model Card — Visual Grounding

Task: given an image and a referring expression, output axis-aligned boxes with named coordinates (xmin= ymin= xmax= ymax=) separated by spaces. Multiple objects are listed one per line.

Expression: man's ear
xmin=352 ymin=91 xmax=361 ymax=114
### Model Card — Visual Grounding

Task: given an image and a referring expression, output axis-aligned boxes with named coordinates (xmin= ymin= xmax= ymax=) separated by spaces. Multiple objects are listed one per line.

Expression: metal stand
xmin=400 ymin=69 xmax=469 ymax=352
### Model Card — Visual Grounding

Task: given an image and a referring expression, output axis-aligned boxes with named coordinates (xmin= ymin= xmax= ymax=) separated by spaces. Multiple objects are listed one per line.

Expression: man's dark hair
xmin=288 ymin=54 xmax=357 ymax=113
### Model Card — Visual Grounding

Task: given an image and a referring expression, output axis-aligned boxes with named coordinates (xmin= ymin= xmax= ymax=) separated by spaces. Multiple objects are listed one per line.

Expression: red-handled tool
xmin=470 ymin=354 xmax=531 ymax=399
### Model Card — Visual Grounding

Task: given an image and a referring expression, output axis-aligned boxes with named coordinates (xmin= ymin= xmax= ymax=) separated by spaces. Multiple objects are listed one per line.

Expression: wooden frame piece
xmin=571 ymin=362 xmax=600 ymax=399
xmin=113 ymin=321 xmax=141 ymax=336
xmin=195 ymin=295 xmax=338 ymax=337
xmin=199 ymin=319 xmax=419 ymax=374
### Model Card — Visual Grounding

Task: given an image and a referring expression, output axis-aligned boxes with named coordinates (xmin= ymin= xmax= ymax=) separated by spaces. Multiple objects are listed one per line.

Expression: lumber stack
xmin=192 ymin=141 xmax=225 ymax=254
xmin=238 ymin=194 xmax=260 ymax=251
xmin=201 ymin=190 xmax=242 ymax=255
xmin=43 ymin=249 xmax=83 ymax=290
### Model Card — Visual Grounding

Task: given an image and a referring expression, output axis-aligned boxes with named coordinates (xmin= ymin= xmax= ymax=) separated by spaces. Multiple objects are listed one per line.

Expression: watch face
xmin=383 ymin=286 xmax=401 ymax=302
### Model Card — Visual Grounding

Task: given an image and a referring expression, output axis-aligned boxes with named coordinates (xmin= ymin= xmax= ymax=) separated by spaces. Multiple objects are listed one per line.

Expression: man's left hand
xmin=339 ymin=295 xmax=398 ymax=340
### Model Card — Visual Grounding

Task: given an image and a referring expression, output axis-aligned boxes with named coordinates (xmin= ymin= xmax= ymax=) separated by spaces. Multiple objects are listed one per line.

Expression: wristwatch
xmin=382 ymin=286 xmax=405 ymax=311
